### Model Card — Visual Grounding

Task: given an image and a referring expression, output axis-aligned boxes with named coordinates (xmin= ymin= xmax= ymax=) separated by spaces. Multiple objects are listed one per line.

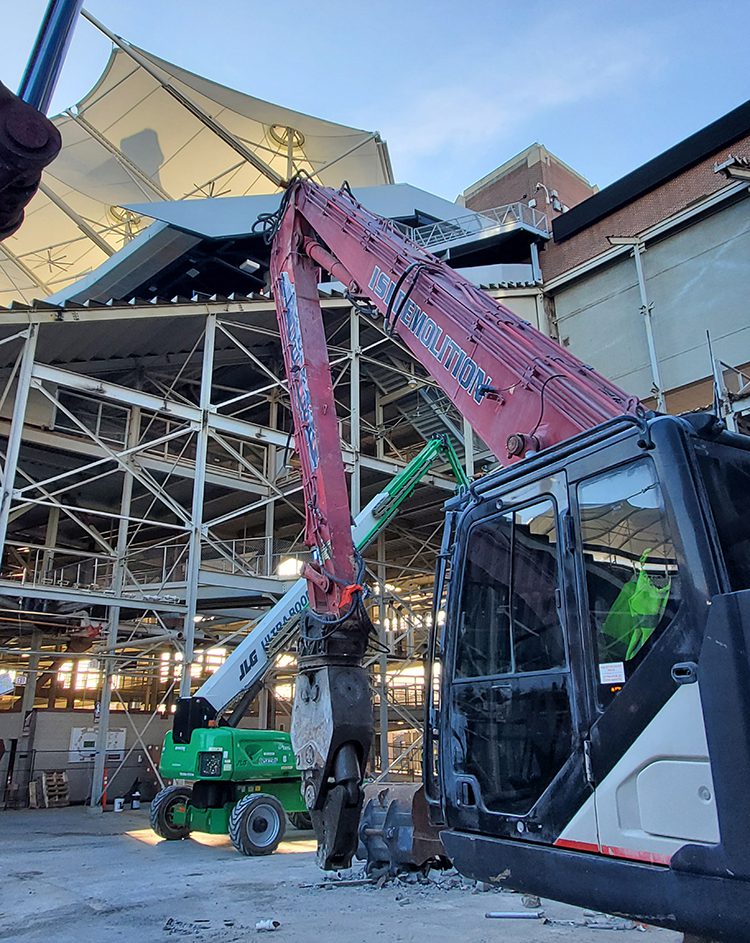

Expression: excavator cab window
xmin=577 ymin=459 xmax=681 ymax=709
xmin=693 ymin=438 xmax=750 ymax=591
xmin=455 ymin=499 xmax=565 ymax=680
xmin=450 ymin=497 xmax=572 ymax=818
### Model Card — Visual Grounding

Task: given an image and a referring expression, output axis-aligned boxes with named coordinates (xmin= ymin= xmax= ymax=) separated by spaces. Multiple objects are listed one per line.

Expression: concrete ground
xmin=0 ymin=807 xmax=682 ymax=943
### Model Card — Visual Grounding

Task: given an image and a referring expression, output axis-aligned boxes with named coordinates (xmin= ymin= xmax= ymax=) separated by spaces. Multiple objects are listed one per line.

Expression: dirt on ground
xmin=0 ymin=807 xmax=683 ymax=943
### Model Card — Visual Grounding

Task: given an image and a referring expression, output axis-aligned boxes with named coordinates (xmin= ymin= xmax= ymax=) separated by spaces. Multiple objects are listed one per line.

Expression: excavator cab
xmin=425 ymin=412 xmax=750 ymax=941
xmin=264 ymin=179 xmax=748 ymax=938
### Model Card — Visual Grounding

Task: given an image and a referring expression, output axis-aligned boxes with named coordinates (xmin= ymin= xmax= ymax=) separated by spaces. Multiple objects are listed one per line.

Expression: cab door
xmin=442 ymin=473 xmax=590 ymax=845
xmin=572 ymin=454 xmax=719 ymax=863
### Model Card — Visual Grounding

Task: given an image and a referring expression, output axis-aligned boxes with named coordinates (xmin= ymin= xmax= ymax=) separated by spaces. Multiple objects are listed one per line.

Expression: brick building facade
xmin=460 ymin=143 xmax=596 ymax=217
xmin=542 ymin=121 xmax=750 ymax=281
xmin=462 ymin=101 xmax=750 ymax=413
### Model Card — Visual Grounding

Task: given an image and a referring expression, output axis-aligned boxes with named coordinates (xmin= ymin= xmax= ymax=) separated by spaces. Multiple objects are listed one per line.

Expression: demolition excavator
xmin=263 ymin=176 xmax=750 ymax=942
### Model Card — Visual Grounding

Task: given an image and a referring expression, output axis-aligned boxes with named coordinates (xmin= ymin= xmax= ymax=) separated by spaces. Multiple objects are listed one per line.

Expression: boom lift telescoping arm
xmin=173 ymin=436 xmax=467 ymax=738
xmin=265 ymin=178 xmax=641 ymax=869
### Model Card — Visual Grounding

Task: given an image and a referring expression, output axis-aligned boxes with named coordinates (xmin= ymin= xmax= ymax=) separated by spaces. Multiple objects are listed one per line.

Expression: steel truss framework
xmin=0 ymin=294 xmax=472 ymax=804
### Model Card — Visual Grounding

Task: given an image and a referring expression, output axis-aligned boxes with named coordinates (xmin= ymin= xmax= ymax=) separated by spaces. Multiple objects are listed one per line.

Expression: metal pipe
xmin=18 ymin=0 xmax=84 ymax=113
xmin=302 ymin=237 xmax=357 ymax=289
xmin=64 ymin=109 xmax=171 ymax=200
xmin=631 ymin=243 xmax=666 ymax=412
xmin=81 ymin=9 xmax=286 ymax=189
xmin=38 ymin=181 xmax=114 ymax=256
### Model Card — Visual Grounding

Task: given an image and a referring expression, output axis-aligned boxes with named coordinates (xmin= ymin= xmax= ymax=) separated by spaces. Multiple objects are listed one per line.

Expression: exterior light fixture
xmin=277 ymin=557 xmax=303 ymax=577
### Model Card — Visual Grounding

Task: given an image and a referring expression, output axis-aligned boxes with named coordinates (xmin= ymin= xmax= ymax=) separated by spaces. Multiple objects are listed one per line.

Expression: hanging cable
xmin=383 ymin=261 xmax=434 ymax=335
xmin=528 ymin=374 xmax=567 ymax=438
xmin=252 ymin=170 xmax=311 ymax=244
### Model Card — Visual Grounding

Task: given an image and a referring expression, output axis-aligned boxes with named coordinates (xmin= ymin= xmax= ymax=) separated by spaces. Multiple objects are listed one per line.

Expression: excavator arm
xmin=267 ymin=178 xmax=640 ymax=869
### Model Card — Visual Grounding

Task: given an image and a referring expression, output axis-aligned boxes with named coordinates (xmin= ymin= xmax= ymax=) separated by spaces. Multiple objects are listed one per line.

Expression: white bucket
xmin=113 ymin=797 xmax=125 ymax=812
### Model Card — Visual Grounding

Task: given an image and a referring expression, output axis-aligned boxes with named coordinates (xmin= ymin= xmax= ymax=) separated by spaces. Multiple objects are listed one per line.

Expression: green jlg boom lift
xmin=150 ymin=437 xmax=467 ymax=856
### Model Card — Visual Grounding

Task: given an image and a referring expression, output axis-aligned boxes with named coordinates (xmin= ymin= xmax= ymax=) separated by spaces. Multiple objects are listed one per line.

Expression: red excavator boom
xmin=266 ymin=178 xmax=640 ymax=868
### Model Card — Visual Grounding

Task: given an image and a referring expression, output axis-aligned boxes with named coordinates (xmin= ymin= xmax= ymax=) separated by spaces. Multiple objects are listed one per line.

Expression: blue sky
xmin=5 ymin=1 xmax=748 ymax=200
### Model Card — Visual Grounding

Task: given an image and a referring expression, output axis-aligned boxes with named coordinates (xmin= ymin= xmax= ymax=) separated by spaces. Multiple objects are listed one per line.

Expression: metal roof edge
xmin=552 ymin=99 xmax=750 ymax=243
xmin=543 ymin=179 xmax=749 ymax=292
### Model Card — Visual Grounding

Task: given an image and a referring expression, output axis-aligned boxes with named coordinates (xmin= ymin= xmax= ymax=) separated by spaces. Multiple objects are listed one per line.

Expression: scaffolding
xmin=0 ymin=292 xmax=467 ymax=806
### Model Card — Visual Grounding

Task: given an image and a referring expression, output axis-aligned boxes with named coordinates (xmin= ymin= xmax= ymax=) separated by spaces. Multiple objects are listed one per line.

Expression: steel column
xmin=0 ymin=327 xmax=38 ymax=553
xmin=89 ymin=406 xmax=140 ymax=811
xmin=377 ymin=533 xmax=389 ymax=774
xmin=19 ymin=628 xmax=42 ymax=717
xmin=350 ymin=308 xmax=361 ymax=517
xmin=179 ymin=316 xmax=216 ymax=696
xmin=264 ymin=394 xmax=278 ymax=576
xmin=40 ymin=505 xmax=60 ymax=581
xmin=375 ymin=394 xmax=385 ymax=460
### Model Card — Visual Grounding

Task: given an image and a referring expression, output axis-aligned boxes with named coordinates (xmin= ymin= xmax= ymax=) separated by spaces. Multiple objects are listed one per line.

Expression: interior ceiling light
xmin=269 ymin=124 xmax=305 ymax=150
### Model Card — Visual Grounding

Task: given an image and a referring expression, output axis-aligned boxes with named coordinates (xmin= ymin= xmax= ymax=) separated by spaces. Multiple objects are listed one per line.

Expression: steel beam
xmin=0 ymin=296 xmax=351 ymax=327
xmin=264 ymin=395 xmax=278 ymax=576
xmin=0 ymin=579 xmax=185 ymax=611
xmin=38 ymin=181 xmax=114 ymax=257
xmin=0 ymin=420 xmax=267 ymax=496
xmin=0 ymin=245 xmax=52 ymax=296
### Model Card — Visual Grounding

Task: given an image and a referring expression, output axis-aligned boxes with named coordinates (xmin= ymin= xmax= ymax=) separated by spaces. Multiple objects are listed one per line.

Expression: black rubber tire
xmin=229 ymin=793 xmax=286 ymax=856
xmin=149 ymin=784 xmax=192 ymax=840
xmin=288 ymin=811 xmax=313 ymax=831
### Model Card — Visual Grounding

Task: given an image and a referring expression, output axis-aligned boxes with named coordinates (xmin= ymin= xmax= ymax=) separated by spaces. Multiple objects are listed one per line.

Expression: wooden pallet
xmin=41 ymin=770 xmax=70 ymax=808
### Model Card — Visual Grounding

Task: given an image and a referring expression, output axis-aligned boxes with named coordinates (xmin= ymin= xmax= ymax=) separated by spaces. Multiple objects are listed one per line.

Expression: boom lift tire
xmin=288 ymin=811 xmax=313 ymax=831
xmin=150 ymin=784 xmax=193 ymax=840
xmin=229 ymin=793 xmax=286 ymax=855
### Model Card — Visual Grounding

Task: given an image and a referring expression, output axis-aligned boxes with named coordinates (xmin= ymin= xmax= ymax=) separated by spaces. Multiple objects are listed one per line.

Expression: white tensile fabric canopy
xmin=0 ymin=45 xmax=393 ymax=307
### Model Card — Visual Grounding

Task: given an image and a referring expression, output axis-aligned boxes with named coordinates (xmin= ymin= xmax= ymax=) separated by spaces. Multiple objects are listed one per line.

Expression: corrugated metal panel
xmin=553 ymin=197 xmax=750 ymax=399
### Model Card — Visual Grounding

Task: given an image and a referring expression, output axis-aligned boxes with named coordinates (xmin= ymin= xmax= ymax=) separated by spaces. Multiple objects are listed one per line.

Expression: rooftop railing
xmin=392 ymin=201 xmax=549 ymax=251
